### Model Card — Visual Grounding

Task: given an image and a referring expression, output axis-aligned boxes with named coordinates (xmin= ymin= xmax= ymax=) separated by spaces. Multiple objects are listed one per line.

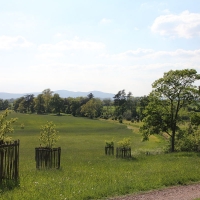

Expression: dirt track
xmin=108 ymin=183 xmax=200 ymax=200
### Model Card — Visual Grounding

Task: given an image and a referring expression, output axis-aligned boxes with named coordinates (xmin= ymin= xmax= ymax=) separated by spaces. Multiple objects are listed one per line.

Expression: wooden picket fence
xmin=35 ymin=147 xmax=61 ymax=169
xmin=105 ymin=146 xmax=114 ymax=155
xmin=116 ymin=147 xmax=131 ymax=158
xmin=0 ymin=140 xmax=19 ymax=188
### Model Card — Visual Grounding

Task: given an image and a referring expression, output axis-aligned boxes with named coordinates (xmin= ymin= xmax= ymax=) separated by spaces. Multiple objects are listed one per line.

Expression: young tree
xmin=140 ymin=69 xmax=200 ymax=152
xmin=39 ymin=121 xmax=59 ymax=148
xmin=0 ymin=109 xmax=17 ymax=142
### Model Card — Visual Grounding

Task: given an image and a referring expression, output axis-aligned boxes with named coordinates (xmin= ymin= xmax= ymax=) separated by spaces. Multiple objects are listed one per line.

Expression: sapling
xmin=117 ymin=138 xmax=131 ymax=148
xmin=105 ymin=139 xmax=114 ymax=147
xmin=0 ymin=109 xmax=17 ymax=143
xmin=39 ymin=121 xmax=60 ymax=148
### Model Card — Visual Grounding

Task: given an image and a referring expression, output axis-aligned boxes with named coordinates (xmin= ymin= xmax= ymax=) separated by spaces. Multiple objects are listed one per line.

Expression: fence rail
xmin=35 ymin=147 xmax=61 ymax=169
xmin=0 ymin=140 xmax=20 ymax=188
xmin=116 ymin=147 xmax=131 ymax=158
xmin=105 ymin=146 xmax=114 ymax=155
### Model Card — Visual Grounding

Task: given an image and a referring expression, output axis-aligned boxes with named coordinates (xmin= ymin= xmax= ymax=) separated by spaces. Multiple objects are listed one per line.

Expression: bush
xmin=175 ymin=124 xmax=200 ymax=152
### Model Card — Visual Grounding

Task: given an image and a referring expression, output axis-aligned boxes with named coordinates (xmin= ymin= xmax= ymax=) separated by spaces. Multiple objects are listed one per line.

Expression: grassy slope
xmin=1 ymin=112 xmax=200 ymax=200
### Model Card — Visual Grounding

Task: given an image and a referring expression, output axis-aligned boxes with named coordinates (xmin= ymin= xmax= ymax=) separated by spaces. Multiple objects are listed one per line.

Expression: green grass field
xmin=1 ymin=112 xmax=200 ymax=200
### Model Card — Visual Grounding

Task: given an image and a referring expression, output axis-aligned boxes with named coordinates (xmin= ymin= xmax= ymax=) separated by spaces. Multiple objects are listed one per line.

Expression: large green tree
xmin=24 ymin=94 xmax=35 ymax=113
xmin=80 ymin=98 xmax=103 ymax=118
xmin=34 ymin=94 xmax=45 ymax=114
xmin=140 ymin=69 xmax=200 ymax=152
xmin=50 ymin=93 xmax=64 ymax=115
xmin=113 ymin=90 xmax=131 ymax=116
xmin=42 ymin=88 xmax=54 ymax=113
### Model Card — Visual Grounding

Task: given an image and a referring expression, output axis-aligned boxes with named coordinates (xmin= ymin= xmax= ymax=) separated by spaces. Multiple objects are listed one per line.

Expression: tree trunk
xmin=171 ymin=131 xmax=175 ymax=152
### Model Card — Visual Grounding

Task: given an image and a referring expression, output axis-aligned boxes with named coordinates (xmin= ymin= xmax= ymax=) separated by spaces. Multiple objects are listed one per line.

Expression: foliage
xmin=34 ymin=94 xmax=45 ymax=114
xmin=175 ymin=112 xmax=200 ymax=152
xmin=105 ymin=139 xmax=114 ymax=147
xmin=113 ymin=89 xmax=131 ymax=116
xmin=0 ymin=109 xmax=17 ymax=142
xmin=24 ymin=94 xmax=35 ymax=113
xmin=140 ymin=69 xmax=200 ymax=152
xmin=42 ymin=88 xmax=54 ymax=113
xmin=117 ymin=138 xmax=131 ymax=148
xmin=39 ymin=121 xmax=60 ymax=148
xmin=50 ymin=93 xmax=64 ymax=115
xmin=136 ymin=96 xmax=149 ymax=120
xmin=123 ymin=110 xmax=132 ymax=121
xmin=0 ymin=99 xmax=9 ymax=110
xmin=20 ymin=123 xmax=25 ymax=129
xmin=80 ymin=98 xmax=103 ymax=118
xmin=87 ymin=92 xmax=94 ymax=99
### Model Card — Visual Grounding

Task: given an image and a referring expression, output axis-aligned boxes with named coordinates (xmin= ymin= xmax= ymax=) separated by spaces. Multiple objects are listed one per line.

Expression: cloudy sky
xmin=1 ymin=0 xmax=200 ymax=96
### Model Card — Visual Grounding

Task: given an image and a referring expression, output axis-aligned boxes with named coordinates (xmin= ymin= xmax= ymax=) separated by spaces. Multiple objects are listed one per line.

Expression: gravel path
xmin=108 ymin=183 xmax=200 ymax=200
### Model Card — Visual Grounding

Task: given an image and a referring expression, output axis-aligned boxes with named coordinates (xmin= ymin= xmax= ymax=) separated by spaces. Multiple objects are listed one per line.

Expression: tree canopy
xmin=140 ymin=69 xmax=200 ymax=152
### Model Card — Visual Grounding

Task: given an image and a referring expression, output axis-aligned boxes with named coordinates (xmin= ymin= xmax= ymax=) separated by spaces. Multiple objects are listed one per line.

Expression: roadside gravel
xmin=108 ymin=183 xmax=200 ymax=200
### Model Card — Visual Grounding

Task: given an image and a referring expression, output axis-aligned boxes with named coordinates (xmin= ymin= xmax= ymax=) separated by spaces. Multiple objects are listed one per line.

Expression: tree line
xmin=2 ymin=68 xmax=200 ymax=153
xmin=1 ymin=89 xmax=145 ymax=121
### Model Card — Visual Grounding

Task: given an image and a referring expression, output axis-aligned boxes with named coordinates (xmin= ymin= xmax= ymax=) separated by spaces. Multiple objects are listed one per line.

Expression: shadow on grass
xmin=0 ymin=179 xmax=20 ymax=192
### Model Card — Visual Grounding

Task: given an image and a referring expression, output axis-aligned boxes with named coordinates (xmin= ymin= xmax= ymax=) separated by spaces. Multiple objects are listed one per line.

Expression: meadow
xmin=1 ymin=112 xmax=200 ymax=200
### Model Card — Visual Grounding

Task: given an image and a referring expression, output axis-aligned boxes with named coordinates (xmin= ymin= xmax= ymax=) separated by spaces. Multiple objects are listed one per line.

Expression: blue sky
xmin=1 ymin=0 xmax=200 ymax=96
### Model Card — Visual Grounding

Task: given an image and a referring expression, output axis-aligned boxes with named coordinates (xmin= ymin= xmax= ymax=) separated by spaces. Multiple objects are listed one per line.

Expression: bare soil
xmin=108 ymin=183 xmax=200 ymax=200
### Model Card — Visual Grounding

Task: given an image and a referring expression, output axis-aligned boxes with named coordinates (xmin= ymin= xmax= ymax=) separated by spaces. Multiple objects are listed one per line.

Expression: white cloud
xmin=38 ymin=39 xmax=105 ymax=52
xmin=151 ymin=10 xmax=200 ymax=38
xmin=54 ymin=33 xmax=64 ymax=38
xmin=162 ymin=9 xmax=170 ymax=14
xmin=0 ymin=35 xmax=34 ymax=50
xmin=100 ymin=18 xmax=112 ymax=25
xmin=102 ymin=48 xmax=200 ymax=62
xmin=0 ymin=12 xmax=36 ymax=31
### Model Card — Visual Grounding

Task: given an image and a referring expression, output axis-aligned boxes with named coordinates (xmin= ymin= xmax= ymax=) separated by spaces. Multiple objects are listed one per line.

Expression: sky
xmin=0 ymin=0 xmax=200 ymax=96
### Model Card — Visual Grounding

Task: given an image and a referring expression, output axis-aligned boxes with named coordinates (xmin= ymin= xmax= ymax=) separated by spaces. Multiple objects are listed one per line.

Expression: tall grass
xmin=1 ymin=112 xmax=200 ymax=200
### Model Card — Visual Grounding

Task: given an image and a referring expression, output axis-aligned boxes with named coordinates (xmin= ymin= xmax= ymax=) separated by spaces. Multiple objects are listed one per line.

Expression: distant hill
xmin=0 ymin=90 xmax=115 ymax=100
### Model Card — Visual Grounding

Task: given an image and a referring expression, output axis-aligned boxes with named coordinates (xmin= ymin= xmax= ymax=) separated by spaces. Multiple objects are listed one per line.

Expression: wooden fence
xmin=35 ymin=147 xmax=61 ymax=169
xmin=105 ymin=146 xmax=114 ymax=155
xmin=116 ymin=147 xmax=131 ymax=158
xmin=0 ymin=140 xmax=19 ymax=188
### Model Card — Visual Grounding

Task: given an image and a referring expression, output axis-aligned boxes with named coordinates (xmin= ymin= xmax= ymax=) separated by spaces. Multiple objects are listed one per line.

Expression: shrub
xmin=175 ymin=124 xmax=200 ymax=152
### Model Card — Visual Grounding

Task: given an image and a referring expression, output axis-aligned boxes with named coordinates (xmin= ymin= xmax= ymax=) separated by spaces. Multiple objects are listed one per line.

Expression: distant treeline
xmin=1 ymin=88 xmax=148 ymax=121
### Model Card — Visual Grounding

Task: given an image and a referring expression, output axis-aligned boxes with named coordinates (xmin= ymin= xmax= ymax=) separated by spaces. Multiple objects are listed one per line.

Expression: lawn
xmin=1 ymin=112 xmax=200 ymax=200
